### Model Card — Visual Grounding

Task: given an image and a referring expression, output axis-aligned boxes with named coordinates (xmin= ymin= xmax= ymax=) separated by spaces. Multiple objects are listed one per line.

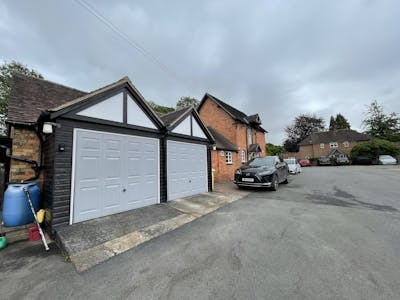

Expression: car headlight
xmin=235 ymin=169 xmax=242 ymax=175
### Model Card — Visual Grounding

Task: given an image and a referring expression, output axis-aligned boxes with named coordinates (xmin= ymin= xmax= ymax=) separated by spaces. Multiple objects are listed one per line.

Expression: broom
xmin=23 ymin=187 xmax=49 ymax=251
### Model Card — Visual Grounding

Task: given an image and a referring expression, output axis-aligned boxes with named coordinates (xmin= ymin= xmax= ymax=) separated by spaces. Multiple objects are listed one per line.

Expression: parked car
xmin=284 ymin=158 xmax=301 ymax=174
xmin=234 ymin=156 xmax=289 ymax=190
xmin=378 ymin=155 xmax=397 ymax=165
xmin=318 ymin=156 xmax=331 ymax=166
xmin=299 ymin=159 xmax=311 ymax=167
xmin=352 ymin=156 xmax=372 ymax=165
xmin=336 ymin=154 xmax=350 ymax=165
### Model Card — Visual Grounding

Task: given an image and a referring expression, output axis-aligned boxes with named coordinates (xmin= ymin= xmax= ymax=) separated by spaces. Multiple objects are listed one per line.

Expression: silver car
xmin=378 ymin=155 xmax=397 ymax=165
xmin=284 ymin=158 xmax=302 ymax=174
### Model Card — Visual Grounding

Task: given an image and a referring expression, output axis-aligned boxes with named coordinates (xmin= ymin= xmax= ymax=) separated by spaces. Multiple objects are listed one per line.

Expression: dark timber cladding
xmin=40 ymin=76 xmax=214 ymax=233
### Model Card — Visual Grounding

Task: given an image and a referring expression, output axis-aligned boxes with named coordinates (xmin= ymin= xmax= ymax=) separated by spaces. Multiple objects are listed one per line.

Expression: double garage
xmin=42 ymin=79 xmax=213 ymax=230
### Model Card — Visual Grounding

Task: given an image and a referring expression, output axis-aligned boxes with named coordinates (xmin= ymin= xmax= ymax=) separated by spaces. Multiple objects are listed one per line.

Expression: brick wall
xmin=298 ymin=141 xmax=365 ymax=159
xmin=199 ymin=98 xmax=236 ymax=143
xmin=255 ymin=130 xmax=266 ymax=156
xmin=9 ymin=127 xmax=41 ymax=182
xmin=211 ymin=150 xmax=241 ymax=182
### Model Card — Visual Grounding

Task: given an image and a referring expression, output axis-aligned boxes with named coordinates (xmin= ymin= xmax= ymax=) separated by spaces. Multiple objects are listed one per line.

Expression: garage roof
xmin=207 ymin=126 xmax=238 ymax=151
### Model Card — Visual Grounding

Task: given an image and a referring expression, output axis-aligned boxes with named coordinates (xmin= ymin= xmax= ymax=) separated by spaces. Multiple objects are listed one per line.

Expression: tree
xmin=362 ymin=100 xmax=400 ymax=141
xmin=146 ymin=100 xmax=175 ymax=115
xmin=329 ymin=113 xmax=350 ymax=130
xmin=0 ymin=61 xmax=43 ymax=134
xmin=283 ymin=114 xmax=325 ymax=152
xmin=350 ymin=139 xmax=399 ymax=159
xmin=265 ymin=143 xmax=285 ymax=156
xmin=176 ymin=96 xmax=199 ymax=109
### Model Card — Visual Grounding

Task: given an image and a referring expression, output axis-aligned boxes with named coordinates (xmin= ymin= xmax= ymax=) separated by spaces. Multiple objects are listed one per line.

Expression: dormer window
xmin=330 ymin=142 xmax=338 ymax=148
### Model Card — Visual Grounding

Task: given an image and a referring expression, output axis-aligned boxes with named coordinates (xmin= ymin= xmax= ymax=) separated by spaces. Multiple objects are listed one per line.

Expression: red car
xmin=299 ymin=159 xmax=311 ymax=167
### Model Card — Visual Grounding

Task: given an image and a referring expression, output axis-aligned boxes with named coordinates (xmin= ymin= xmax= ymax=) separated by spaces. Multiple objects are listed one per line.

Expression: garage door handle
xmin=122 ymin=188 xmax=126 ymax=192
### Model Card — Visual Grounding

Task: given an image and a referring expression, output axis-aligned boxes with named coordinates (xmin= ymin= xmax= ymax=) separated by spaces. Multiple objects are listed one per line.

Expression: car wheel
xmin=270 ymin=175 xmax=279 ymax=191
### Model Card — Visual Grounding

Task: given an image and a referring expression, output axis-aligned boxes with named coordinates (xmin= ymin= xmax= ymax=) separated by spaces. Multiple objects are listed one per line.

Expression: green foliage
xmin=176 ymin=96 xmax=199 ymax=109
xmin=350 ymin=139 xmax=400 ymax=159
xmin=363 ymin=100 xmax=399 ymax=140
xmin=0 ymin=61 xmax=43 ymax=134
xmin=329 ymin=113 xmax=350 ymax=130
xmin=146 ymin=100 xmax=175 ymax=115
xmin=284 ymin=114 xmax=325 ymax=152
xmin=266 ymin=143 xmax=285 ymax=156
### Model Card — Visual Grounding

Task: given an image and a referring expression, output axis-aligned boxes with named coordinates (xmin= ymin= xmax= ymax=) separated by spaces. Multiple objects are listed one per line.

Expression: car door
xmin=275 ymin=157 xmax=286 ymax=181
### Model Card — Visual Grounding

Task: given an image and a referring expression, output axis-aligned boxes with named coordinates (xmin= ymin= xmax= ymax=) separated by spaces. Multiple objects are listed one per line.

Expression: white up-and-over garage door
xmin=71 ymin=129 xmax=159 ymax=223
xmin=167 ymin=140 xmax=208 ymax=201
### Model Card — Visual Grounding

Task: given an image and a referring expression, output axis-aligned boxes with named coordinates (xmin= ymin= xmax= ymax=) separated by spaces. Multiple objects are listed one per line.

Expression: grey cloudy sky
xmin=1 ymin=0 xmax=399 ymax=144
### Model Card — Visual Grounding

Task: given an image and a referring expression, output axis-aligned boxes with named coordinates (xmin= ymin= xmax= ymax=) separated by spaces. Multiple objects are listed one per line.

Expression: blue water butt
xmin=2 ymin=182 xmax=40 ymax=227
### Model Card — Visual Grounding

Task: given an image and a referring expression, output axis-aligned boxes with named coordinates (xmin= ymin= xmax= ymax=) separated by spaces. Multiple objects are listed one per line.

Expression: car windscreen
xmin=379 ymin=155 xmax=392 ymax=159
xmin=248 ymin=157 xmax=275 ymax=167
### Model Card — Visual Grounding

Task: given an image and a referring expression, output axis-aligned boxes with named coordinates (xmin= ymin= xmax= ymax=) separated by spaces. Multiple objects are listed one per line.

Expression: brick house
xmin=198 ymin=93 xmax=267 ymax=183
xmin=297 ymin=129 xmax=371 ymax=159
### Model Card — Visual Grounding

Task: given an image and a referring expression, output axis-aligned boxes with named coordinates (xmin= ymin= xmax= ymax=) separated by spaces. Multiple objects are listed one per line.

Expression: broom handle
xmin=23 ymin=187 xmax=49 ymax=251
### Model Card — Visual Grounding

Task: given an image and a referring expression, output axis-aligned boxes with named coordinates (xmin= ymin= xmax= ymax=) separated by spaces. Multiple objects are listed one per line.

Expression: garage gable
xmin=48 ymin=77 xmax=163 ymax=130
xmin=163 ymin=107 xmax=213 ymax=142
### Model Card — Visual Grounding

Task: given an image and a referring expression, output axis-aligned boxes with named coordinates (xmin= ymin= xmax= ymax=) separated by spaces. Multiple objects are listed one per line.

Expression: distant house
xmin=298 ymin=129 xmax=371 ymax=159
xmin=198 ymin=93 xmax=267 ymax=183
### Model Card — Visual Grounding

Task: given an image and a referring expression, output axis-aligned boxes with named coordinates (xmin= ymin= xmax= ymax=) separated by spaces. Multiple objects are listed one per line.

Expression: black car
xmin=234 ymin=156 xmax=289 ymax=190
xmin=352 ymin=156 xmax=372 ymax=165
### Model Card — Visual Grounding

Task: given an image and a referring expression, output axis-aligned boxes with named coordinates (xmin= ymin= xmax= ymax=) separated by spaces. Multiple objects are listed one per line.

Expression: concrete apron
xmin=60 ymin=184 xmax=250 ymax=273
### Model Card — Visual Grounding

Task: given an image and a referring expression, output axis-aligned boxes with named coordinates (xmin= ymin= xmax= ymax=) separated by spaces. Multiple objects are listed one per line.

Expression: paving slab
xmin=56 ymin=182 xmax=250 ymax=272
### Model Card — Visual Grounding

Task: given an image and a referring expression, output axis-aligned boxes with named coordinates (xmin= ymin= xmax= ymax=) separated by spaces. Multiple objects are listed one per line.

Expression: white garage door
xmin=71 ymin=129 xmax=159 ymax=223
xmin=167 ymin=140 xmax=208 ymax=200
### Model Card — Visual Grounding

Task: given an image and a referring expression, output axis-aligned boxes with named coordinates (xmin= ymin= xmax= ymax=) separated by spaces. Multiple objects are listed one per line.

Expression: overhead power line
xmin=73 ymin=0 xmax=186 ymax=87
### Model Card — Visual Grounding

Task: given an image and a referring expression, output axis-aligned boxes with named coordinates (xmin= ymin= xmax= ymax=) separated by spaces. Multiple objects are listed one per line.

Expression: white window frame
xmin=343 ymin=141 xmax=350 ymax=148
xmin=241 ymin=150 xmax=246 ymax=163
xmin=320 ymin=143 xmax=325 ymax=149
xmin=329 ymin=142 xmax=338 ymax=149
xmin=225 ymin=151 xmax=232 ymax=165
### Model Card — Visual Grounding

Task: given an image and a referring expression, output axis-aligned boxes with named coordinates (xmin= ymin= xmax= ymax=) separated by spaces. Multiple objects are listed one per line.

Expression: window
xmin=320 ymin=143 xmax=325 ymax=149
xmin=247 ymin=128 xmax=252 ymax=145
xmin=329 ymin=142 xmax=338 ymax=148
xmin=225 ymin=151 xmax=232 ymax=165
xmin=343 ymin=141 xmax=349 ymax=147
xmin=241 ymin=150 xmax=246 ymax=163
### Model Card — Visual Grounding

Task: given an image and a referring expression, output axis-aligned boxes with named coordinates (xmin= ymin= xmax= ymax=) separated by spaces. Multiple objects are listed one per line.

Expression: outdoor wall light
xmin=42 ymin=122 xmax=61 ymax=134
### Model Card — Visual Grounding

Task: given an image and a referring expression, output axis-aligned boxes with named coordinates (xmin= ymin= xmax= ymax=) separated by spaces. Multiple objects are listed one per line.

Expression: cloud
xmin=1 ymin=0 xmax=399 ymax=144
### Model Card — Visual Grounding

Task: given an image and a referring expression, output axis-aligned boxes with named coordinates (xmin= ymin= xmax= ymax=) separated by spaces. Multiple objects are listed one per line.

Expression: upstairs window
xmin=241 ymin=150 xmax=246 ymax=163
xmin=343 ymin=141 xmax=350 ymax=147
xmin=247 ymin=128 xmax=252 ymax=145
xmin=330 ymin=142 xmax=338 ymax=148
xmin=320 ymin=143 xmax=325 ymax=149
xmin=225 ymin=151 xmax=232 ymax=165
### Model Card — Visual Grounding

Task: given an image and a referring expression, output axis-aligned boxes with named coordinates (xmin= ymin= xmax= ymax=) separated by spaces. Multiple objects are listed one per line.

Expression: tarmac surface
xmin=1 ymin=165 xmax=400 ymax=299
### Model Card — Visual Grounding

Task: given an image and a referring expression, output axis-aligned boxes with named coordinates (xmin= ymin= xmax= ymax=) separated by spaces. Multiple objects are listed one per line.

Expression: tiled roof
xmin=7 ymin=73 xmax=87 ymax=124
xmin=207 ymin=126 xmax=238 ymax=151
xmin=160 ymin=106 xmax=191 ymax=127
xmin=299 ymin=129 xmax=371 ymax=146
xmin=248 ymin=143 xmax=262 ymax=153
xmin=200 ymin=93 xmax=267 ymax=132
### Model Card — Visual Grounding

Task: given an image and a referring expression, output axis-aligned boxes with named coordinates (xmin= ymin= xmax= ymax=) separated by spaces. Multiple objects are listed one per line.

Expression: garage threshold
xmin=56 ymin=184 xmax=251 ymax=273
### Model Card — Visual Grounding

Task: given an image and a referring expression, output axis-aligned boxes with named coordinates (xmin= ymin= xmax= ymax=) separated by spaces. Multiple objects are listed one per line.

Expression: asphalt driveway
xmin=1 ymin=165 xmax=400 ymax=299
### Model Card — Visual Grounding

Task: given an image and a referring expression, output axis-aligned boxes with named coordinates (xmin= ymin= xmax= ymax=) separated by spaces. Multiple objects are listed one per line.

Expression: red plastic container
xmin=28 ymin=224 xmax=40 ymax=241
